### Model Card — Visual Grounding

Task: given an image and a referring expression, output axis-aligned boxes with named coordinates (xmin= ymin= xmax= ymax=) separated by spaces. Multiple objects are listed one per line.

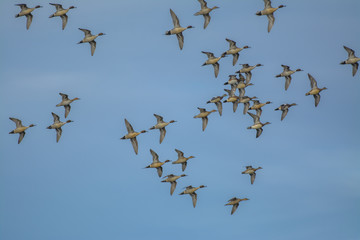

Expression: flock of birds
xmin=9 ymin=0 xmax=360 ymax=215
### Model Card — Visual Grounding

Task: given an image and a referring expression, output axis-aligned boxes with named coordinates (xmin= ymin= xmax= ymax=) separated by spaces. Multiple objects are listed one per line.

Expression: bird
xmin=161 ymin=174 xmax=187 ymax=195
xmin=120 ymin=119 xmax=147 ymax=155
xmin=222 ymin=39 xmax=250 ymax=66
xmin=172 ymin=149 xmax=195 ymax=171
xmin=193 ymin=107 xmax=217 ymax=131
xmin=144 ymin=149 xmax=171 ymax=177
xmin=340 ymin=46 xmax=360 ymax=76
xmin=49 ymin=3 xmax=76 ymax=30
xmin=194 ymin=0 xmax=219 ymax=29
xmin=165 ymin=9 xmax=194 ymax=50
xmin=78 ymin=28 xmax=105 ymax=56
xmin=202 ymin=51 xmax=225 ymax=78
xmin=256 ymin=0 xmax=286 ymax=33
xmin=223 ymin=75 xmax=239 ymax=86
xmin=236 ymin=64 xmax=263 ymax=84
xmin=46 ymin=112 xmax=73 ymax=143
xmin=242 ymin=166 xmax=262 ymax=184
xmin=149 ymin=114 xmax=176 ymax=144
xmin=206 ymin=94 xmax=227 ymax=116
xmin=247 ymin=112 xmax=270 ymax=138
xmin=275 ymin=103 xmax=297 ymax=121
xmin=305 ymin=74 xmax=327 ymax=107
xmin=275 ymin=65 xmax=303 ymax=90
xmin=179 ymin=185 xmax=207 ymax=208
xmin=239 ymin=96 xmax=257 ymax=115
xmin=9 ymin=117 xmax=36 ymax=144
xmin=236 ymin=73 xmax=254 ymax=97
xmin=225 ymin=197 xmax=249 ymax=215
xmin=223 ymin=85 xmax=240 ymax=113
xmin=249 ymin=100 xmax=272 ymax=117
xmin=56 ymin=93 xmax=80 ymax=118
xmin=15 ymin=4 xmax=42 ymax=30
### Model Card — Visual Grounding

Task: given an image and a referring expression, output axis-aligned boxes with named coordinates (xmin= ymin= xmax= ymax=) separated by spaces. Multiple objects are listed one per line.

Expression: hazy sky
xmin=1 ymin=0 xmax=360 ymax=239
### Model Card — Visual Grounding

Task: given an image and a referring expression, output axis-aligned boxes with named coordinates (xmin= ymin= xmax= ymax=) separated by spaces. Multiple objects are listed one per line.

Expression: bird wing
xmin=170 ymin=181 xmax=177 ymax=195
xmin=154 ymin=114 xmax=164 ymax=124
xmin=157 ymin=167 xmax=163 ymax=177
xmin=124 ymin=119 xmax=135 ymax=133
xmin=232 ymin=53 xmax=239 ymax=66
xmin=248 ymin=112 xmax=260 ymax=124
xmin=56 ymin=127 xmax=62 ymax=142
xmin=64 ymin=105 xmax=71 ymax=118
xmin=51 ymin=112 xmax=60 ymax=123
xmin=202 ymin=51 xmax=215 ymax=58
xmin=198 ymin=107 xmax=206 ymax=113
xmin=250 ymin=173 xmax=256 ymax=184
xmin=79 ymin=28 xmax=92 ymax=37
xmin=59 ymin=93 xmax=69 ymax=100
xmin=170 ymin=9 xmax=180 ymax=28
xmin=264 ymin=0 xmax=272 ymax=9
xmin=203 ymin=14 xmax=211 ymax=29
xmin=308 ymin=73 xmax=318 ymax=89
xmin=182 ymin=162 xmax=188 ymax=171
xmin=281 ymin=64 xmax=290 ymax=71
xmin=352 ymin=63 xmax=358 ymax=76
xmin=202 ymin=116 xmax=208 ymax=131
xmin=130 ymin=137 xmax=138 ymax=154
xmin=176 ymin=33 xmax=184 ymax=50
xmin=243 ymin=102 xmax=250 ymax=115
xmin=150 ymin=149 xmax=160 ymax=163
xmin=191 ymin=193 xmax=198 ymax=208
xmin=231 ymin=203 xmax=239 ymax=215
xmin=314 ymin=94 xmax=320 ymax=107
xmin=213 ymin=62 xmax=219 ymax=78
xmin=9 ymin=117 xmax=23 ymax=128
xmin=281 ymin=109 xmax=288 ymax=121
xmin=60 ymin=14 xmax=68 ymax=30
xmin=18 ymin=132 xmax=26 ymax=144
xmin=344 ymin=46 xmax=355 ymax=58
xmin=26 ymin=13 xmax=33 ymax=30
xmin=90 ymin=41 xmax=96 ymax=56
xmin=159 ymin=128 xmax=166 ymax=144
xmin=198 ymin=0 xmax=208 ymax=9
xmin=175 ymin=149 xmax=184 ymax=158
xmin=256 ymin=128 xmax=263 ymax=138
xmin=50 ymin=3 xmax=64 ymax=11
xmin=267 ymin=13 xmax=275 ymax=33
xmin=215 ymin=101 xmax=222 ymax=116
xmin=285 ymin=76 xmax=292 ymax=90
xmin=15 ymin=4 xmax=28 ymax=10
xmin=226 ymin=38 xmax=237 ymax=49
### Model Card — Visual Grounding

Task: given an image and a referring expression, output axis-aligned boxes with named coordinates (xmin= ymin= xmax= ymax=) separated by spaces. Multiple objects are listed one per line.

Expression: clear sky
xmin=1 ymin=0 xmax=360 ymax=239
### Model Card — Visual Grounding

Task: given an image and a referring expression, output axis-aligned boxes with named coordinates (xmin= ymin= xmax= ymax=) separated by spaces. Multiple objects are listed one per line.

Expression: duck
xmin=223 ymin=75 xmax=239 ymax=86
xmin=223 ymin=85 xmax=240 ymax=113
xmin=305 ymin=74 xmax=327 ymax=107
xmin=161 ymin=174 xmax=187 ymax=195
xmin=194 ymin=0 xmax=219 ymax=29
xmin=120 ymin=119 xmax=147 ymax=155
xmin=9 ymin=117 xmax=36 ymax=144
xmin=239 ymin=96 xmax=257 ymax=115
xmin=249 ymin=100 xmax=272 ymax=117
xmin=56 ymin=93 xmax=80 ymax=118
xmin=275 ymin=65 xmax=303 ymax=90
xmin=236 ymin=64 xmax=262 ymax=84
xmin=46 ymin=112 xmax=73 ymax=143
xmin=166 ymin=9 xmax=194 ymax=50
xmin=193 ymin=107 xmax=217 ymax=131
xmin=202 ymin=51 xmax=225 ymax=78
xmin=275 ymin=103 xmax=297 ymax=121
xmin=236 ymin=73 xmax=254 ymax=97
xmin=341 ymin=46 xmax=360 ymax=76
xmin=49 ymin=3 xmax=76 ymax=30
xmin=149 ymin=114 xmax=176 ymax=144
xmin=222 ymin=39 xmax=250 ymax=66
xmin=225 ymin=197 xmax=249 ymax=215
xmin=247 ymin=112 xmax=270 ymax=138
xmin=179 ymin=185 xmax=207 ymax=208
xmin=15 ymin=4 xmax=42 ymax=30
xmin=144 ymin=149 xmax=171 ymax=178
xmin=242 ymin=166 xmax=262 ymax=184
xmin=78 ymin=28 xmax=105 ymax=56
xmin=256 ymin=0 xmax=286 ymax=33
xmin=206 ymin=94 xmax=227 ymax=116
xmin=172 ymin=149 xmax=195 ymax=171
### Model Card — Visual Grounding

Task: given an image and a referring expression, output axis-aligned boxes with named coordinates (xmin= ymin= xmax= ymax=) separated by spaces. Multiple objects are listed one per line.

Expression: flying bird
xmin=172 ymin=149 xmax=195 ymax=172
xmin=275 ymin=65 xmax=303 ymax=90
xmin=165 ymin=9 xmax=194 ymax=50
xmin=256 ymin=0 xmax=286 ymax=33
xmin=202 ymin=51 xmax=225 ymax=78
xmin=161 ymin=174 xmax=187 ymax=195
xmin=340 ymin=46 xmax=360 ymax=76
xmin=9 ymin=118 xmax=36 ymax=144
xmin=225 ymin=197 xmax=249 ymax=215
xmin=194 ymin=0 xmax=219 ymax=29
xmin=236 ymin=64 xmax=262 ymax=84
xmin=56 ymin=93 xmax=80 ymax=118
xmin=247 ymin=112 xmax=270 ymax=138
xmin=275 ymin=103 xmax=297 ymax=121
xmin=49 ymin=3 xmax=76 ymax=30
xmin=46 ymin=112 xmax=73 ymax=142
xmin=120 ymin=119 xmax=147 ymax=155
xmin=242 ymin=166 xmax=262 ymax=184
xmin=305 ymin=74 xmax=327 ymax=107
xmin=193 ymin=107 xmax=217 ymax=131
xmin=179 ymin=185 xmax=207 ymax=208
xmin=144 ymin=149 xmax=170 ymax=177
xmin=222 ymin=39 xmax=250 ymax=66
xmin=206 ymin=94 xmax=227 ymax=116
xmin=149 ymin=114 xmax=176 ymax=144
xmin=15 ymin=4 xmax=42 ymax=30
xmin=78 ymin=28 xmax=105 ymax=56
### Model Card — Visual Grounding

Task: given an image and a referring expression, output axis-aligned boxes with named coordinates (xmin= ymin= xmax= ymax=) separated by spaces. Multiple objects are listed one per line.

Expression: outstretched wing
xmin=170 ymin=9 xmax=180 ymax=28
xmin=150 ymin=149 xmax=160 ymax=163
xmin=159 ymin=128 xmax=166 ymax=144
xmin=170 ymin=181 xmax=177 ymax=195
xmin=79 ymin=28 xmax=92 ymax=37
xmin=226 ymin=38 xmax=237 ymax=49
xmin=9 ymin=117 xmax=23 ymax=128
xmin=49 ymin=3 xmax=64 ymax=11
xmin=202 ymin=51 xmax=215 ymax=58
xmin=308 ymin=73 xmax=318 ymax=89
xmin=198 ymin=0 xmax=208 ymax=9
xmin=344 ymin=46 xmax=355 ymax=58
xmin=176 ymin=32 xmax=184 ymax=50
xmin=51 ymin=112 xmax=60 ymax=123
xmin=267 ymin=13 xmax=275 ymax=33
xmin=124 ymin=119 xmax=134 ymax=133
xmin=59 ymin=93 xmax=69 ymax=100
xmin=60 ymin=14 xmax=68 ymax=30
xmin=264 ymin=0 xmax=272 ymax=9
xmin=191 ymin=193 xmax=198 ymax=208
xmin=175 ymin=149 xmax=184 ymax=158
xmin=203 ymin=14 xmax=211 ymax=29
xmin=154 ymin=114 xmax=164 ymax=124
xmin=231 ymin=203 xmax=239 ymax=215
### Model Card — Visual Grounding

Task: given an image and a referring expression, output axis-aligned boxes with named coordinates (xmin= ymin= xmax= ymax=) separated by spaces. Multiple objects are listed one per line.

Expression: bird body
xmin=340 ymin=46 xmax=360 ymax=76
xmin=120 ymin=119 xmax=147 ymax=154
xmin=305 ymin=74 xmax=327 ymax=107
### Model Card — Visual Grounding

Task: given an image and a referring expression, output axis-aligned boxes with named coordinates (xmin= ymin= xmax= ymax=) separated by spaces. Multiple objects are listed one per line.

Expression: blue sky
xmin=1 ymin=0 xmax=360 ymax=239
